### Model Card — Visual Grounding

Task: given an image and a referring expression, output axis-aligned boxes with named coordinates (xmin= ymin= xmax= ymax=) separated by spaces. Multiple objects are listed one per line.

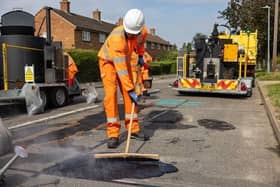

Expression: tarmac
xmin=1 ymin=75 xmax=280 ymax=186
xmin=257 ymin=80 xmax=280 ymax=144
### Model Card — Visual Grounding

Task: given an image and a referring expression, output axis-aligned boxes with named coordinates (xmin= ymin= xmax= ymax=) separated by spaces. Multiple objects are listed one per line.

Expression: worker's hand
xmin=138 ymin=55 xmax=145 ymax=67
xmin=129 ymin=90 xmax=140 ymax=104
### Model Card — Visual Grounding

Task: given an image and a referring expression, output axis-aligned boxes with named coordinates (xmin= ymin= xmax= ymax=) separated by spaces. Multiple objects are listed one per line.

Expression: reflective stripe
xmin=113 ymin=56 xmax=126 ymax=63
xmin=102 ymin=28 xmax=128 ymax=62
xmin=107 ymin=117 xmax=118 ymax=123
xmin=102 ymin=42 xmax=111 ymax=60
xmin=111 ymin=30 xmax=125 ymax=36
xmin=125 ymin=113 xmax=138 ymax=119
xmin=117 ymin=70 xmax=128 ymax=76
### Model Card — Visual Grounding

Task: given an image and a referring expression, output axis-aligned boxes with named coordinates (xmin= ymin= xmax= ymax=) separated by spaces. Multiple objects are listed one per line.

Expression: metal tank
xmin=0 ymin=10 xmax=45 ymax=89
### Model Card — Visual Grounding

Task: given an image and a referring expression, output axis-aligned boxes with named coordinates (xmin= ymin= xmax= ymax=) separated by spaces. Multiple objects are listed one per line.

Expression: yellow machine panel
xmin=219 ymin=30 xmax=257 ymax=65
xmin=223 ymin=44 xmax=238 ymax=62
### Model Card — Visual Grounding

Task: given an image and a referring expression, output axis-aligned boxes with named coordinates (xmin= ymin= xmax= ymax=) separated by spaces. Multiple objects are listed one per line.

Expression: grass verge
xmin=266 ymin=84 xmax=280 ymax=110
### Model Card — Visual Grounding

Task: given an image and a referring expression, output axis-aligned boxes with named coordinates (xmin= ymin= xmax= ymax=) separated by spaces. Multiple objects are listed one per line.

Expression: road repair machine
xmin=172 ymin=24 xmax=257 ymax=97
xmin=0 ymin=8 xmax=95 ymax=114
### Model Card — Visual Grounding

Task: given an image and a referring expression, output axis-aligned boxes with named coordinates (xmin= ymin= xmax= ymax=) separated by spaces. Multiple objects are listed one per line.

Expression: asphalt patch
xmin=197 ymin=119 xmax=236 ymax=131
xmin=43 ymin=154 xmax=178 ymax=181
xmin=145 ymin=110 xmax=197 ymax=130
xmin=148 ymin=110 xmax=183 ymax=123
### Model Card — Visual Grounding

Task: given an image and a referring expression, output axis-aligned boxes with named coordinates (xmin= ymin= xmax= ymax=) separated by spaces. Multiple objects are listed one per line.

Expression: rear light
xmin=241 ymin=82 xmax=247 ymax=91
xmin=220 ymin=49 xmax=224 ymax=57
xmin=172 ymin=80 xmax=178 ymax=88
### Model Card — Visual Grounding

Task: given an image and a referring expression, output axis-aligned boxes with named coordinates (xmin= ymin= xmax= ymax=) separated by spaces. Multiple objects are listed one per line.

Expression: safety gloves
xmin=138 ymin=55 xmax=145 ymax=67
xmin=129 ymin=90 xmax=140 ymax=104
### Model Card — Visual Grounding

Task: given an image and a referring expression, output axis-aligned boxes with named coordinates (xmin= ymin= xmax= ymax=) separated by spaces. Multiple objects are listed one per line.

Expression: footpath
xmin=257 ymin=80 xmax=280 ymax=144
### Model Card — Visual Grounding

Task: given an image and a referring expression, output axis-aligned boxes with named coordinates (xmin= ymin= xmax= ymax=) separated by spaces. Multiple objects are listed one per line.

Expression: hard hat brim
xmin=123 ymin=23 xmax=142 ymax=35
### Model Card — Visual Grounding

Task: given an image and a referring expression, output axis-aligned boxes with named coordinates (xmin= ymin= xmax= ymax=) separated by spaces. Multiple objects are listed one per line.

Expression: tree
xmin=218 ymin=0 xmax=277 ymax=65
xmin=193 ymin=33 xmax=207 ymax=41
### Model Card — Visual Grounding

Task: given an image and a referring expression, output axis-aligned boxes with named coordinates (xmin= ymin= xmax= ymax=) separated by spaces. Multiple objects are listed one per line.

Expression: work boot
xmin=143 ymin=90 xmax=150 ymax=96
xmin=131 ymin=131 xmax=149 ymax=141
xmin=107 ymin=137 xmax=119 ymax=149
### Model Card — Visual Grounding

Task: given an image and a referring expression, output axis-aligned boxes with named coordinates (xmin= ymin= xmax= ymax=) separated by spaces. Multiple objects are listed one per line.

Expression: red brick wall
xmin=146 ymin=45 xmax=172 ymax=60
xmin=74 ymin=30 xmax=104 ymax=50
xmin=34 ymin=8 xmax=75 ymax=49
xmin=34 ymin=8 xmax=171 ymax=55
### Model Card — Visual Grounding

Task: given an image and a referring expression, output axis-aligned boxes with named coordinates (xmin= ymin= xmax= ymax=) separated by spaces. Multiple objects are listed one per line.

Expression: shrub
xmin=67 ymin=49 xmax=100 ymax=83
xmin=150 ymin=62 xmax=161 ymax=75
xmin=157 ymin=51 xmax=177 ymax=61
xmin=66 ymin=49 xmax=177 ymax=82
xmin=149 ymin=60 xmax=176 ymax=75
xmin=170 ymin=61 xmax=177 ymax=73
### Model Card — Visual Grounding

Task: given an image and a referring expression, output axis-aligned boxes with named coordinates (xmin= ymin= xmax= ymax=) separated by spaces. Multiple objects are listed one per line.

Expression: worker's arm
xmin=143 ymin=52 xmax=152 ymax=63
xmin=135 ymin=26 xmax=147 ymax=56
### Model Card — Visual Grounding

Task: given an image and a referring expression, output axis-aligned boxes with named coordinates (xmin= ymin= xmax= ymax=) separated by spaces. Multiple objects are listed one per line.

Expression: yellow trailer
xmin=172 ymin=24 xmax=257 ymax=97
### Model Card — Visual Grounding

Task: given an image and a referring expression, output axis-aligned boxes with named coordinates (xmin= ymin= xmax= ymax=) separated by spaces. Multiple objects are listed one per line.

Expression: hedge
xmin=150 ymin=60 xmax=177 ymax=75
xmin=67 ymin=49 xmax=100 ymax=83
xmin=67 ymin=49 xmax=177 ymax=82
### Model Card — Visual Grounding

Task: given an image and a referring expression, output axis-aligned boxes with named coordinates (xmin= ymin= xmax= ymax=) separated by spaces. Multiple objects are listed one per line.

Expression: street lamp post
xmin=272 ymin=0 xmax=279 ymax=71
xmin=262 ymin=5 xmax=271 ymax=72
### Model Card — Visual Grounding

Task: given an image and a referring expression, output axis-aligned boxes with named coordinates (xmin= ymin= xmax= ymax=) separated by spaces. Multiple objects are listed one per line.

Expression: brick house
xmin=35 ymin=0 xmax=174 ymax=59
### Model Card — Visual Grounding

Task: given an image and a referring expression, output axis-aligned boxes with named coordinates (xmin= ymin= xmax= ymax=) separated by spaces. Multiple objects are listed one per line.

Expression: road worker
xmin=98 ymin=9 xmax=149 ymax=148
xmin=131 ymin=51 xmax=153 ymax=96
xmin=141 ymin=51 xmax=153 ymax=96
xmin=130 ymin=51 xmax=143 ymax=95
xmin=64 ymin=52 xmax=78 ymax=87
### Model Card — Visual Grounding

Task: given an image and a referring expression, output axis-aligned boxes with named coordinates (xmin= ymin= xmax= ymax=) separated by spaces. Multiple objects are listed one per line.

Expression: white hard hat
xmin=123 ymin=9 xmax=145 ymax=35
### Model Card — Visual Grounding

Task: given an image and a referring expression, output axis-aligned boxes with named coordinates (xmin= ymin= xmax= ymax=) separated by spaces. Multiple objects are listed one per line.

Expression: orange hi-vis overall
xmin=130 ymin=51 xmax=144 ymax=95
xmin=98 ymin=25 xmax=147 ymax=138
xmin=131 ymin=51 xmax=152 ymax=94
xmin=142 ymin=52 xmax=153 ymax=90
xmin=65 ymin=52 xmax=78 ymax=87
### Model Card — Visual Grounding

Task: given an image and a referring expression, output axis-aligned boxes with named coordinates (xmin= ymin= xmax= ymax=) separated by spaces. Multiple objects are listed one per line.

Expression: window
xmin=157 ymin=44 xmax=161 ymax=50
xmin=82 ymin=31 xmax=91 ymax=42
xmin=151 ymin=43 xmax=155 ymax=49
xmin=99 ymin=33 xmax=106 ymax=43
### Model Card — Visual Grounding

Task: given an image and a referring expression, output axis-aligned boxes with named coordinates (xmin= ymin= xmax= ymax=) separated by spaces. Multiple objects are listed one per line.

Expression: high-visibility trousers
xmin=99 ymin=58 xmax=140 ymax=138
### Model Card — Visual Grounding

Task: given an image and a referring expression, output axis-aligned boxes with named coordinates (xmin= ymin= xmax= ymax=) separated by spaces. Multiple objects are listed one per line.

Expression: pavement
xmin=257 ymin=80 xmax=280 ymax=143
xmin=1 ymin=76 xmax=280 ymax=186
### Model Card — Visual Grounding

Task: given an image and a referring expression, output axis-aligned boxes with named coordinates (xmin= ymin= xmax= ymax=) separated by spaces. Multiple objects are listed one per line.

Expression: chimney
xmin=60 ymin=0 xmax=70 ymax=13
xmin=93 ymin=9 xmax=101 ymax=21
xmin=150 ymin=28 xmax=156 ymax=35
xmin=117 ymin=17 xmax=123 ymax=26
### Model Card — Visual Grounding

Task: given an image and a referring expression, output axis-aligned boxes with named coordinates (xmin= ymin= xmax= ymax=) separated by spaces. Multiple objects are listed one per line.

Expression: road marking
xmin=8 ymin=105 xmax=99 ymax=130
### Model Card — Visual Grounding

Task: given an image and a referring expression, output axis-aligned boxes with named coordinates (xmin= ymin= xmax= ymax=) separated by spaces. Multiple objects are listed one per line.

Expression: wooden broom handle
xmin=125 ymin=102 xmax=135 ymax=153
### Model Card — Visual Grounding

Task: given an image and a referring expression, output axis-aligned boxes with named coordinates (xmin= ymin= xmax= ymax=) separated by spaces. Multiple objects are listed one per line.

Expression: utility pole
xmin=262 ymin=5 xmax=271 ymax=72
xmin=272 ymin=0 xmax=279 ymax=71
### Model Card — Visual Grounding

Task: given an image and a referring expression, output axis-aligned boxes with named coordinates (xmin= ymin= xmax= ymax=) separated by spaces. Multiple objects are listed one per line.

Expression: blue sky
xmin=0 ymin=0 xmax=229 ymax=47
